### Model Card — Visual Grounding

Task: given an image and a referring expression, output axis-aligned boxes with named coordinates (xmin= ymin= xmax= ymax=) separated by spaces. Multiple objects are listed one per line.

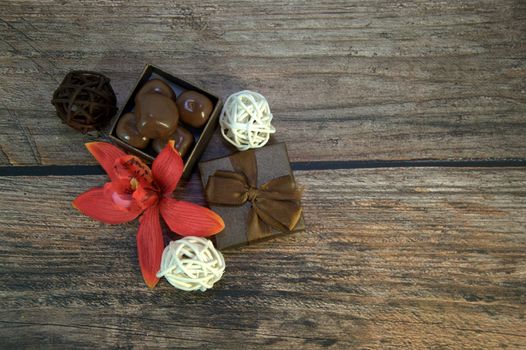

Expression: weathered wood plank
xmin=0 ymin=168 xmax=524 ymax=348
xmin=1 ymin=0 xmax=525 ymax=165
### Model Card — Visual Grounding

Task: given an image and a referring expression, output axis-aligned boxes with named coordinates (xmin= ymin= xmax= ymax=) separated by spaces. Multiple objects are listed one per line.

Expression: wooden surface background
xmin=0 ymin=1 xmax=525 ymax=349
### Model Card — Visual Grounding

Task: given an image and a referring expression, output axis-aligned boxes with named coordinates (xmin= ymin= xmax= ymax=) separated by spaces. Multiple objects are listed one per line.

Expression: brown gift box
xmin=109 ymin=64 xmax=222 ymax=179
xmin=199 ymin=143 xmax=305 ymax=249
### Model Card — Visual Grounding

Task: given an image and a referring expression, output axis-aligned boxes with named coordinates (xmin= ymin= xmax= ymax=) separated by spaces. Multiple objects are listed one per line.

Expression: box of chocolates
xmin=109 ymin=64 xmax=222 ymax=179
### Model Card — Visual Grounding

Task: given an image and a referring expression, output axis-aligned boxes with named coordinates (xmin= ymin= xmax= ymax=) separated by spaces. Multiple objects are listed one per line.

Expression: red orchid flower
xmin=72 ymin=141 xmax=224 ymax=288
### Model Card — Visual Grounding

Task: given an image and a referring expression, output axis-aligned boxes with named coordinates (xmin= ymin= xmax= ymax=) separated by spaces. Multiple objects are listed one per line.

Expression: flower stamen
xmin=130 ymin=177 xmax=139 ymax=191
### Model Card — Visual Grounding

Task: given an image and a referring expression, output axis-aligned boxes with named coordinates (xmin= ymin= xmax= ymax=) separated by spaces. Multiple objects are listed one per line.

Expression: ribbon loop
xmin=205 ymin=150 xmax=302 ymax=241
xmin=205 ymin=170 xmax=248 ymax=206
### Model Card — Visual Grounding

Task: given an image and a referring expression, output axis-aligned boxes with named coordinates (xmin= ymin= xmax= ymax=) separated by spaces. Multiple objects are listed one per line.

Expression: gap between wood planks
xmin=0 ymin=159 xmax=525 ymax=177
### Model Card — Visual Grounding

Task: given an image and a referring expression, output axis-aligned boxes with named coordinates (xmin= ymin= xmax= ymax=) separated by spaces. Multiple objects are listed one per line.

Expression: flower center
xmin=130 ymin=177 xmax=139 ymax=191
xmin=112 ymin=191 xmax=133 ymax=208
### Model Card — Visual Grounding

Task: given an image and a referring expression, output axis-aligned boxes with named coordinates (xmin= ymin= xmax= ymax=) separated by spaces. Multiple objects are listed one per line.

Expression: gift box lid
xmin=199 ymin=143 xmax=305 ymax=249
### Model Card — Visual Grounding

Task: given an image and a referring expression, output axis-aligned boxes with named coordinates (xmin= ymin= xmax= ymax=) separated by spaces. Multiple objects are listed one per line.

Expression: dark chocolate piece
xmin=152 ymin=126 xmax=194 ymax=157
xmin=52 ymin=71 xmax=117 ymax=133
xmin=116 ymin=112 xmax=150 ymax=149
xmin=135 ymin=79 xmax=175 ymax=101
xmin=176 ymin=90 xmax=213 ymax=128
xmin=135 ymin=93 xmax=179 ymax=139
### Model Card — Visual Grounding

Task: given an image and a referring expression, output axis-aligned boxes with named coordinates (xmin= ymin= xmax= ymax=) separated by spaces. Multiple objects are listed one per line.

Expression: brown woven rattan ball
xmin=52 ymin=71 xmax=117 ymax=133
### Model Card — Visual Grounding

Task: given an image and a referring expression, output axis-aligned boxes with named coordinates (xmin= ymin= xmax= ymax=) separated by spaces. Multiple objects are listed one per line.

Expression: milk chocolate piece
xmin=136 ymin=93 xmax=179 ymax=139
xmin=135 ymin=79 xmax=175 ymax=101
xmin=176 ymin=90 xmax=213 ymax=128
xmin=152 ymin=126 xmax=194 ymax=157
xmin=116 ymin=112 xmax=150 ymax=149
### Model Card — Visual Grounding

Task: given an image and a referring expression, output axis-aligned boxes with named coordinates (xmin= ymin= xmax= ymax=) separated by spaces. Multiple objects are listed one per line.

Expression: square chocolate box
xmin=109 ymin=64 xmax=222 ymax=179
xmin=199 ymin=143 xmax=305 ymax=249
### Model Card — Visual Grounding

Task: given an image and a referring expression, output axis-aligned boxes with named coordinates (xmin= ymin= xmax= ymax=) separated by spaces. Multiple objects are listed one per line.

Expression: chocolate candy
xmin=176 ymin=91 xmax=213 ymax=128
xmin=152 ymin=126 xmax=194 ymax=157
xmin=135 ymin=93 xmax=179 ymax=139
xmin=116 ymin=112 xmax=150 ymax=149
xmin=135 ymin=79 xmax=175 ymax=101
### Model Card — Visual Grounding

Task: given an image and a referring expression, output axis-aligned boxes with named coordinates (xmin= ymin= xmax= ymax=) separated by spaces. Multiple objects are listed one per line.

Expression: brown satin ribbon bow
xmin=205 ymin=149 xmax=303 ymax=241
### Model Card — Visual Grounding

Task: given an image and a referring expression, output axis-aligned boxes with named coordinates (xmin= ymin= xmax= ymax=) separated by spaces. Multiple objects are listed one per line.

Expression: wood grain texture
xmin=0 ymin=168 xmax=524 ymax=349
xmin=1 ymin=0 xmax=525 ymax=165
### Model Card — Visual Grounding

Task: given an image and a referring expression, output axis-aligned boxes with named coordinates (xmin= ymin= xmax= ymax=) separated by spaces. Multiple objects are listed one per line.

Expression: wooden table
xmin=1 ymin=1 xmax=525 ymax=348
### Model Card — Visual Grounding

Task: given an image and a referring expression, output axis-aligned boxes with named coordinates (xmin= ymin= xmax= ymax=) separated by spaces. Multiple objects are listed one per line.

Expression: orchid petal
xmin=86 ymin=142 xmax=127 ymax=182
xmin=136 ymin=206 xmax=164 ymax=288
xmin=152 ymin=140 xmax=183 ymax=195
xmin=72 ymin=187 xmax=141 ymax=224
xmin=160 ymin=198 xmax=225 ymax=237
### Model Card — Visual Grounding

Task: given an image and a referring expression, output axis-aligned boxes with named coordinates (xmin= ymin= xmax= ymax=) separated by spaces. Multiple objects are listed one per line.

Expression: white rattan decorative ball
xmin=220 ymin=90 xmax=276 ymax=150
xmin=156 ymin=237 xmax=225 ymax=292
